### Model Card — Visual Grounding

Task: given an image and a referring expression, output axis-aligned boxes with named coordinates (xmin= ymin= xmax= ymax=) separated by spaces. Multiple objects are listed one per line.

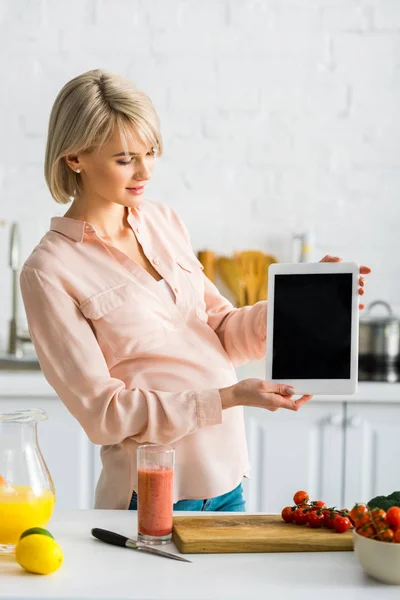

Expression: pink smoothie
xmin=137 ymin=467 xmax=174 ymax=537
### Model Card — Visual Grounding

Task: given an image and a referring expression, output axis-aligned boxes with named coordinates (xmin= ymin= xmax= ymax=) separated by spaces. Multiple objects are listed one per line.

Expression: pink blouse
xmin=20 ymin=200 xmax=267 ymax=508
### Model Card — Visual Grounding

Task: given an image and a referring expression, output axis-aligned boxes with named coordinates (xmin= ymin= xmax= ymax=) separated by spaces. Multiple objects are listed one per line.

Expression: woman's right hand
xmin=219 ymin=378 xmax=312 ymax=412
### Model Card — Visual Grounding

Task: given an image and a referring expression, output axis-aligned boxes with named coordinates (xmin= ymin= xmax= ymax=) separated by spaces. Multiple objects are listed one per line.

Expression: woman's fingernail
xmin=285 ymin=387 xmax=295 ymax=395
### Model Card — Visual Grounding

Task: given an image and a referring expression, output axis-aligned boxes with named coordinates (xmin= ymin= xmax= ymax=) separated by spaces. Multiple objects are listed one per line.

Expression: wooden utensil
xmin=234 ymin=251 xmax=265 ymax=305
xmin=172 ymin=515 xmax=353 ymax=554
xmin=257 ymin=254 xmax=278 ymax=301
xmin=216 ymin=257 xmax=246 ymax=307
xmin=197 ymin=250 xmax=216 ymax=282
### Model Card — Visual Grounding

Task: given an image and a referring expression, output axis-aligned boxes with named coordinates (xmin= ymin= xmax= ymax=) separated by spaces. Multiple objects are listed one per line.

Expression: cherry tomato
xmin=308 ymin=511 xmax=325 ymax=528
xmin=293 ymin=491 xmax=309 ymax=506
xmin=357 ymin=524 xmax=377 ymax=539
xmin=394 ymin=528 xmax=400 ymax=543
xmin=337 ymin=509 xmax=353 ymax=524
xmin=334 ymin=515 xmax=351 ymax=533
xmin=369 ymin=510 xmax=387 ymax=537
xmin=325 ymin=516 xmax=336 ymax=529
xmin=352 ymin=505 xmax=372 ymax=527
xmin=370 ymin=507 xmax=386 ymax=522
xmin=376 ymin=522 xmax=389 ymax=537
xmin=293 ymin=507 xmax=309 ymax=525
xmin=386 ymin=507 xmax=400 ymax=530
xmin=310 ymin=500 xmax=327 ymax=511
xmin=379 ymin=528 xmax=394 ymax=542
xmin=322 ymin=508 xmax=334 ymax=529
xmin=323 ymin=509 xmax=337 ymax=529
xmin=281 ymin=506 xmax=295 ymax=523
xmin=350 ymin=504 xmax=368 ymax=526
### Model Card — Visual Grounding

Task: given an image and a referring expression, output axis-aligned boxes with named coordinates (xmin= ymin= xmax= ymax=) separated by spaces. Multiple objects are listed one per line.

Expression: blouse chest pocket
xmin=80 ymin=283 xmax=167 ymax=359
xmin=175 ymin=255 xmax=208 ymax=323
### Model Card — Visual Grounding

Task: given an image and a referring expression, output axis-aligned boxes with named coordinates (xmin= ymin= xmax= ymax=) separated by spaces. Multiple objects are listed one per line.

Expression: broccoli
xmin=367 ymin=491 xmax=400 ymax=511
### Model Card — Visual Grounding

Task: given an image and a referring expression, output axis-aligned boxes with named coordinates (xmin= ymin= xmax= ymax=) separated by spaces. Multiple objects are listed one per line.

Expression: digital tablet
xmin=265 ymin=262 xmax=359 ymax=395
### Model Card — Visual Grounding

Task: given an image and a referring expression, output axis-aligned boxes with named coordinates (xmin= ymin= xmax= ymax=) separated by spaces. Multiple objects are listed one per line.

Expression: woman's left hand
xmin=319 ymin=255 xmax=372 ymax=310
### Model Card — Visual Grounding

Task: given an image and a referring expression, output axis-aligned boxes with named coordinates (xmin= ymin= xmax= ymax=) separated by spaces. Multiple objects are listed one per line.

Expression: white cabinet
xmin=93 ymin=444 xmax=102 ymax=500
xmin=0 ymin=395 xmax=96 ymax=509
xmin=344 ymin=402 xmax=400 ymax=508
xmin=243 ymin=403 xmax=345 ymax=513
xmin=243 ymin=401 xmax=400 ymax=513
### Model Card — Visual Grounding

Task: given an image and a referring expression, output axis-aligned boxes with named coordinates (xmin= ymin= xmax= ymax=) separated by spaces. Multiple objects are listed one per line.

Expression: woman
xmin=20 ymin=70 xmax=370 ymax=512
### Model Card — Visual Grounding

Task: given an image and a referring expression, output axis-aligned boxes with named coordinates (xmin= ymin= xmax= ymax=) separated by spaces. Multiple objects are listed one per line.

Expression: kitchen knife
xmin=91 ymin=528 xmax=192 ymax=563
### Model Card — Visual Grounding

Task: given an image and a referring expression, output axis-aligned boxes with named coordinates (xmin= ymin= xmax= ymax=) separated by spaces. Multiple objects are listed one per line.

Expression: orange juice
xmin=0 ymin=485 xmax=55 ymax=545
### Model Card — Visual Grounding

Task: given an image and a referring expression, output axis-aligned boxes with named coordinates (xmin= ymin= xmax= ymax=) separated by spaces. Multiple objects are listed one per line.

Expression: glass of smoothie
xmin=137 ymin=444 xmax=175 ymax=545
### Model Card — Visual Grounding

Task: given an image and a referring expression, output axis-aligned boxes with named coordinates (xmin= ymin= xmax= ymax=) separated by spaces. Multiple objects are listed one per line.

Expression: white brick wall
xmin=0 ymin=0 xmax=400 ymax=350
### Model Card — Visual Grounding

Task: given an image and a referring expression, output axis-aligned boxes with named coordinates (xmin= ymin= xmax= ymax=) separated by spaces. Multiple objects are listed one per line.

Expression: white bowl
xmin=353 ymin=529 xmax=400 ymax=585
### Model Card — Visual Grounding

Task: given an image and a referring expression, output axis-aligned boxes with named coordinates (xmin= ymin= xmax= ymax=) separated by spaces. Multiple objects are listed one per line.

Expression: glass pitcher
xmin=0 ymin=409 xmax=56 ymax=554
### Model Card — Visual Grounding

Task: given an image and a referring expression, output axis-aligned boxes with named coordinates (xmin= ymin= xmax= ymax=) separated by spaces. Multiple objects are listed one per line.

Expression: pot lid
xmin=360 ymin=300 xmax=400 ymax=324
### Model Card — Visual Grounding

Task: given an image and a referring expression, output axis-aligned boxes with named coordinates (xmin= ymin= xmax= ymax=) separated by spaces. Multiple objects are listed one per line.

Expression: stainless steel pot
xmin=359 ymin=300 xmax=400 ymax=360
xmin=359 ymin=301 xmax=400 ymax=382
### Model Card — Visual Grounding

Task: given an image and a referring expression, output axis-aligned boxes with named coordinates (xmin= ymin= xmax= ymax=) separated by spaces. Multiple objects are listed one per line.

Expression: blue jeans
xmin=128 ymin=482 xmax=246 ymax=512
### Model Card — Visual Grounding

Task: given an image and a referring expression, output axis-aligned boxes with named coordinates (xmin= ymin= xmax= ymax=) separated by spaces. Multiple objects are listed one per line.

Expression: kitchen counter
xmin=0 ymin=509 xmax=399 ymax=600
xmin=236 ymin=359 xmax=400 ymax=402
xmin=1 ymin=365 xmax=400 ymax=402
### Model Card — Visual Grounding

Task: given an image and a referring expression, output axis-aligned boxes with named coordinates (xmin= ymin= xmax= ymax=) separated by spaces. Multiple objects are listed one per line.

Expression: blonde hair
xmin=45 ymin=69 xmax=163 ymax=204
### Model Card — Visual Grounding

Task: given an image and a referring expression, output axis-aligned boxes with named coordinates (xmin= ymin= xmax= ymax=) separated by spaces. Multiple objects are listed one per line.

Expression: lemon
xmin=16 ymin=534 xmax=63 ymax=575
xmin=19 ymin=527 xmax=54 ymax=541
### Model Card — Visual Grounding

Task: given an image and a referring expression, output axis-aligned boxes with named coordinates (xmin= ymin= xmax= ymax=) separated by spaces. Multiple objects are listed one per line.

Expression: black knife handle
xmin=91 ymin=528 xmax=129 ymax=547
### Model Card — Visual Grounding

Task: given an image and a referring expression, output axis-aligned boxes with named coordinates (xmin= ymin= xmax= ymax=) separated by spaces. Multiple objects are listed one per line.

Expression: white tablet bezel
xmin=266 ymin=261 xmax=359 ymax=395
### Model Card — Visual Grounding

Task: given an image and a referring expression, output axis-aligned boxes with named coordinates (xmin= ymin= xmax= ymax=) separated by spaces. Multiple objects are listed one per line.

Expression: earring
xmin=75 ymin=169 xmax=81 ymax=173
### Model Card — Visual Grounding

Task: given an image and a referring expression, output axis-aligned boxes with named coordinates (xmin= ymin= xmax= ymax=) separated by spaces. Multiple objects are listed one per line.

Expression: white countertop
xmin=1 ymin=365 xmax=400 ymax=403
xmin=0 ymin=509 xmax=398 ymax=600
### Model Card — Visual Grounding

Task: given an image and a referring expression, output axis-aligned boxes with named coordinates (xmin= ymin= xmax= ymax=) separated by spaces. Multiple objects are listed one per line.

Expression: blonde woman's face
xmin=70 ymin=127 xmax=157 ymax=208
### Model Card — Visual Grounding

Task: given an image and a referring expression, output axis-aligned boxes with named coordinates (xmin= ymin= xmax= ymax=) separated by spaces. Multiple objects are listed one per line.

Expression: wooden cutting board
xmin=172 ymin=515 xmax=353 ymax=554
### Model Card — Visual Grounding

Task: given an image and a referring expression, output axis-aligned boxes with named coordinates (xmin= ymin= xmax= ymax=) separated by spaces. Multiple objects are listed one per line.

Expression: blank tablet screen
xmin=272 ymin=273 xmax=353 ymax=379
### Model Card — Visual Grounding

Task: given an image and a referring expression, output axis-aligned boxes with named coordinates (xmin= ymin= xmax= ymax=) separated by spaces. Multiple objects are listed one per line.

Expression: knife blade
xmin=91 ymin=528 xmax=192 ymax=563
